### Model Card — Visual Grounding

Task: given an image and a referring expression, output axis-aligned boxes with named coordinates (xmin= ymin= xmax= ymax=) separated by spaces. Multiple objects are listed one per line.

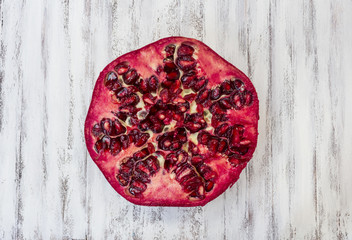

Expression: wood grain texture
xmin=1 ymin=0 xmax=351 ymax=239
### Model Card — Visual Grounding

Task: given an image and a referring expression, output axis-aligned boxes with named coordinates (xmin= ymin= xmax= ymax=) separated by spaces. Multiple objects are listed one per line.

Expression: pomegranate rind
xmin=84 ymin=36 xmax=259 ymax=207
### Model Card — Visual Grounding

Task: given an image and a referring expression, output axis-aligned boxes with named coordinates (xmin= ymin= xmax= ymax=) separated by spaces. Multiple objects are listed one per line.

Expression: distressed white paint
xmin=0 ymin=0 xmax=352 ymax=239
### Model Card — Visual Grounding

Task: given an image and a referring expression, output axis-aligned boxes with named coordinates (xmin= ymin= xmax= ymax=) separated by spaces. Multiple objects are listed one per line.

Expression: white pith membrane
xmin=85 ymin=37 xmax=258 ymax=206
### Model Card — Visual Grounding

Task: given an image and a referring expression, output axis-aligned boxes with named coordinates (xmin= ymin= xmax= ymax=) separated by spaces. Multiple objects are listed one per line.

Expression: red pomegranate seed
xmin=148 ymin=75 xmax=159 ymax=92
xmin=143 ymin=93 xmax=156 ymax=105
xmin=196 ymin=89 xmax=210 ymax=104
xmin=119 ymin=135 xmax=130 ymax=149
xmin=176 ymin=56 xmax=196 ymax=71
xmin=210 ymin=86 xmax=222 ymax=100
xmin=165 ymin=44 xmax=176 ymax=57
xmin=133 ymin=147 xmax=150 ymax=160
xmin=219 ymin=98 xmax=232 ymax=110
xmin=123 ymin=68 xmax=139 ymax=85
xmin=221 ymin=80 xmax=234 ymax=95
xmin=110 ymin=138 xmax=122 ymax=155
xmin=135 ymin=133 xmax=150 ymax=147
xmin=147 ymin=143 xmax=155 ymax=154
xmin=233 ymin=79 xmax=245 ymax=92
xmin=205 ymin=180 xmax=214 ymax=192
xmin=197 ymin=131 xmax=211 ymax=145
xmin=181 ymin=71 xmax=197 ymax=88
xmin=177 ymin=43 xmax=194 ymax=56
xmin=139 ymin=78 xmax=149 ymax=93
xmin=114 ymin=61 xmax=130 ymax=75
xmin=207 ymin=138 xmax=219 ymax=152
xmin=160 ymin=89 xmax=170 ymax=103
xmin=92 ymin=123 xmax=102 ymax=137
xmin=192 ymin=77 xmax=208 ymax=92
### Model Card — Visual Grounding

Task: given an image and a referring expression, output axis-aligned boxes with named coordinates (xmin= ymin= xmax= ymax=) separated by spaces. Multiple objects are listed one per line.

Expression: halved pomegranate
xmin=84 ymin=37 xmax=259 ymax=207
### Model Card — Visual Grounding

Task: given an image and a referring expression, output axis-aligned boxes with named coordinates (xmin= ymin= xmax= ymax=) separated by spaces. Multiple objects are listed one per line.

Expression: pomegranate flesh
xmin=85 ymin=37 xmax=259 ymax=207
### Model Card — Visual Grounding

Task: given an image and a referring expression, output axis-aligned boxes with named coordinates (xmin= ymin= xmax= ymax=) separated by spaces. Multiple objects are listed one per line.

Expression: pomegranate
xmin=84 ymin=37 xmax=259 ymax=207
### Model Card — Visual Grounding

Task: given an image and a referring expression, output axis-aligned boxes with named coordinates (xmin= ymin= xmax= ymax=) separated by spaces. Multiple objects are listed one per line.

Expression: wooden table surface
xmin=1 ymin=0 xmax=352 ymax=239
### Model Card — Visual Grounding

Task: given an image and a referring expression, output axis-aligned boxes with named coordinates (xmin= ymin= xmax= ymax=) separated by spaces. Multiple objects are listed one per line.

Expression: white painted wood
xmin=1 ymin=0 xmax=351 ymax=239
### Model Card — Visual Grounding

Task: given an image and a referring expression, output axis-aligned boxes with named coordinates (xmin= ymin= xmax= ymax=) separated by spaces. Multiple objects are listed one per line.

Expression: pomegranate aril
xmin=192 ymin=77 xmax=208 ymax=92
xmin=138 ymin=119 xmax=151 ymax=131
xmin=175 ymin=128 xmax=187 ymax=143
xmin=179 ymin=173 xmax=198 ymax=185
xmin=219 ymin=98 xmax=232 ymax=109
xmin=184 ymin=180 xmax=203 ymax=194
xmin=110 ymin=138 xmax=122 ymax=155
xmin=115 ymin=87 xmax=131 ymax=99
xmin=181 ymin=71 xmax=197 ymax=89
xmin=143 ymin=93 xmax=156 ymax=105
xmin=120 ymin=93 xmax=140 ymax=108
xmin=129 ymin=129 xmax=141 ymax=143
xmin=174 ymin=161 xmax=190 ymax=176
xmin=165 ymin=153 xmax=177 ymax=171
xmin=233 ymin=79 xmax=245 ymax=92
xmin=92 ymin=123 xmax=102 ymax=137
xmin=221 ymin=80 xmax=234 ymax=95
xmin=200 ymin=167 xmax=217 ymax=181
xmin=176 ymin=166 xmax=193 ymax=181
xmin=100 ymin=118 xmax=112 ymax=135
xmin=117 ymin=174 xmax=129 ymax=186
xmin=165 ymin=44 xmax=176 ymax=57
xmin=177 ymin=43 xmax=194 ymax=56
xmin=104 ymin=72 xmax=122 ymax=91
xmin=230 ymin=125 xmax=245 ymax=146
xmin=218 ymin=139 xmax=228 ymax=153
xmin=231 ymin=145 xmax=249 ymax=155
xmin=191 ymin=156 xmax=203 ymax=167
xmin=207 ymin=138 xmax=219 ymax=152
xmin=198 ymin=131 xmax=211 ymax=145
xmin=158 ymin=136 xmax=172 ymax=150
xmin=123 ymin=68 xmax=139 ymax=85
xmin=230 ymin=92 xmax=244 ymax=110
xmin=176 ymin=56 xmax=196 ymax=71
xmin=133 ymin=171 xmax=151 ymax=184
xmin=147 ymin=143 xmax=155 ymax=154
xmin=135 ymin=161 xmax=151 ymax=175
xmin=129 ymin=180 xmax=147 ymax=195
xmin=196 ymin=89 xmax=210 ymax=104
xmin=184 ymin=113 xmax=207 ymax=133
xmin=119 ymin=135 xmax=130 ymax=149
xmin=145 ymin=156 xmax=160 ymax=175
xmin=114 ymin=61 xmax=130 ymax=75
xmin=205 ymin=180 xmax=214 ymax=192
xmin=243 ymin=90 xmax=253 ymax=106
xmin=169 ymin=80 xmax=181 ymax=94
xmin=209 ymin=102 xmax=225 ymax=115
xmin=133 ymin=148 xmax=150 ymax=160
xmin=94 ymin=138 xmax=104 ymax=153
xmin=163 ymin=60 xmax=178 ymax=72
xmin=215 ymin=123 xmax=230 ymax=137
xmin=120 ymin=159 xmax=134 ymax=176
xmin=115 ymin=112 xmax=127 ymax=121
xmin=139 ymin=78 xmax=149 ymax=93
xmin=166 ymin=70 xmax=180 ymax=81
xmin=112 ymin=119 xmax=126 ymax=136
xmin=210 ymin=86 xmax=222 ymax=100
xmin=184 ymin=93 xmax=197 ymax=101
xmin=160 ymin=88 xmax=170 ymax=103
xmin=148 ymin=75 xmax=159 ymax=92
xmin=135 ymin=133 xmax=150 ymax=147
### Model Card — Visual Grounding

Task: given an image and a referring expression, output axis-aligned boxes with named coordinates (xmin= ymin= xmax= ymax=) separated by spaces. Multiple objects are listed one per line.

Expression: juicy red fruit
xmin=84 ymin=37 xmax=259 ymax=207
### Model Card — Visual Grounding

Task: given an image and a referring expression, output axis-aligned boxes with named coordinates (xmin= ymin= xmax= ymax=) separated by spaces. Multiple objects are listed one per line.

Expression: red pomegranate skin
xmin=84 ymin=37 xmax=259 ymax=207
